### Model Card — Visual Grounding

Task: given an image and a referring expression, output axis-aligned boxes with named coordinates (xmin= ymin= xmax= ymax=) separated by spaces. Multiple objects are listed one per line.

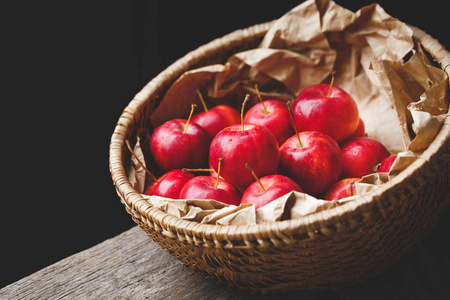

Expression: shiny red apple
xmin=244 ymin=100 xmax=294 ymax=145
xmin=191 ymin=105 xmax=241 ymax=138
xmin=209 ymin=95 xmax=279 ymax=188
xmin=291 ymin=81 xmax=359 ymax=143
xmin=240 ymin=166 xmax=303 ymax=209
xmin=243 ymin=86 xmax=294 ymax=145
xmin=150 ymin=105 xmax=211 ymax=173
xmin=178 ymin=175 xmax=241 ymax=205
xmin=340 ymin=137 xmax=391 ymax=178
xmin=349 ymin=118 xmax=365 ymax=139
xmin=209 ymin=124 xmax=279 ymax=188
xmin=377 ymin=154 xmax=397 ymax=173
xmin=323 ymin=177 xmax=361 ymax=201
xmin=190 ymin=90 xmax=240 ymax=138
xmin=144 ymin=169 xmax=195 ymax=198
xmin=278 ymin=130 xmax=342 ymax=196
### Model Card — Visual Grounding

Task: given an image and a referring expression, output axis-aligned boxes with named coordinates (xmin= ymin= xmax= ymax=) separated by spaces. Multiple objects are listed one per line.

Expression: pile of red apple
xmin=135 ymin=75 xmax=396 ymax=210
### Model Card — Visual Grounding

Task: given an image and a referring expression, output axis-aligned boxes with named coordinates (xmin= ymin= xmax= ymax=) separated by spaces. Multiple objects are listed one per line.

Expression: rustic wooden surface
xmin=2 ymin=208 xmax=450 ymax=299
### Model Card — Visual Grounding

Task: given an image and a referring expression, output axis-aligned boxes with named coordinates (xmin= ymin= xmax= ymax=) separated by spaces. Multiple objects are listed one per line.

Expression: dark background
xmin=2 ymin=0 xmax=449 ymax=289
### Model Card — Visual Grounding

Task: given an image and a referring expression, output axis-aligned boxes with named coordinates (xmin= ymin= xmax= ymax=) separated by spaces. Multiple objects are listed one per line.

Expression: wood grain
xmin=2 ymin=212 xmax=450 ymax=300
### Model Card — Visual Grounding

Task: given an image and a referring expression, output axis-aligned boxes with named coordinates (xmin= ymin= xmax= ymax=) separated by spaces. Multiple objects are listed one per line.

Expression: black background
xmin=2 ymin=0 xmax=449 ymax=289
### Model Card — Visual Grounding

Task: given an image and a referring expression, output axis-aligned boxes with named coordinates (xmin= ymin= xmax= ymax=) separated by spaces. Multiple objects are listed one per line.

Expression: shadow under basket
xmin=109 ymin=20 xmax=450 ymax=293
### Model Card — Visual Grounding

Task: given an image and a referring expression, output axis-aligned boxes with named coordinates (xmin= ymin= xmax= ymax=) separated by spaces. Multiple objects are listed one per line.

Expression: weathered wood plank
xmin=1 ymin=227 xmax=267 ymax=300
xmin=2 ymin=215 xmax=450 ymax=300
xmin=1 ymin=227 xmax=221 ymax=299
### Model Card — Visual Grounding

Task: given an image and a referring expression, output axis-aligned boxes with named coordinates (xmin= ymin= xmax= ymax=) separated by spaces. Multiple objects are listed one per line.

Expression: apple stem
xmin=196 ymin=89 xmax=208 ymax=112
xmin=184 ymin=104 xmax=197 ymax=133
xmin=215 ymin=158 xmax=223 ymax=188
xmin=350 ymin=180 xmax=355 ymax=196
xmin=245 ymin=163 xmax=266 ymax=191
xmin=182 ymin=168 xmax=214 ymax=173
xmin=254 ymin=84 xmax=269 ymax=114
xmin=286 ymin=101 xmax=303 ymax=148
xmin=241 ymin=94 xmax=251 ymax=131
xmin=327 ymin=70 xmax=337 ymax=98
xmin=373 ymin=163 xmax=381 ymax=173
xmin=125 ymin=139 xmax=158 ymax=182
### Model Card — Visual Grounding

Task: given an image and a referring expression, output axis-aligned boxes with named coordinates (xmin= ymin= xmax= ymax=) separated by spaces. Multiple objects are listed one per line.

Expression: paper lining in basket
xmin=128 ymin=0 xmax=448 ymax=225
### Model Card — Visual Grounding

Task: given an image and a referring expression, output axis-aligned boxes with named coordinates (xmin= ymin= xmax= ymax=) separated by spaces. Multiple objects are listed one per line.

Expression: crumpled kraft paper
xmin=371 ymin=42 xmax=449 ymax=152
xmin=131 ymin=0 xmax=448 ymax=225
xmin=143 ymin=191 xmax=352 ymax=226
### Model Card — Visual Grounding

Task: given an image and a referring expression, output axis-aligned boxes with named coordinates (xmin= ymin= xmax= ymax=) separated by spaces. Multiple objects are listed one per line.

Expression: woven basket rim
xmin=109 ymin=21 xmax=450 ymax=244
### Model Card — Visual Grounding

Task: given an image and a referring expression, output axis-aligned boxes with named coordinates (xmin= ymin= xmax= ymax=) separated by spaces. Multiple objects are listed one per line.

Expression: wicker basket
xmin=109 ymin=20 xmax=450 ymax=292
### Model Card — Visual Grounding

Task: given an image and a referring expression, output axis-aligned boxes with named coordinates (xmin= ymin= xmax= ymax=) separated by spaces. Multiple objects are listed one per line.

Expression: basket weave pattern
xmin=109 ymin=21 xmax=450 ymax=292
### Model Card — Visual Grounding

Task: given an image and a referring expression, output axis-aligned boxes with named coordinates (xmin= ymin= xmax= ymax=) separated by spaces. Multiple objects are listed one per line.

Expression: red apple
xmin=243 ymin=100 xmax=294 ymax=145
xmin=278 ymin=130 xmax=342 ymax=196
xmin=190 ymin=90 xmax=240 ymax=138
xmin=209 ymin=124 xmax=279 ymax=188
xmin=178 ymin=175 xmax=241 ymax=205
xmin=241 ymin=164 xmax=303 ymax=209
xmin=150 ymin=104 xmax=211 ymax=173
xmin=291 ymin=77 xmax=359 ymax=143
xmin=340 ymin=118 xmax=365 ymax=145
xmin=191 ymin=105 xmax=241 ymax=138
xmin=323 ymin=177 xmax=361 ymax=201
xmin=340 ymin=137 xmax=391 ymax=178
xmin=209 ymin=95 xmax=279 ymax=188
xmin=377 ymin=154 xmax=397 ymax=173
xmin=144 ymin=169 xmax=195 ymax=199
xmin=350 ymin=118 xmax=365 ymax=139
xmin=243 ymin=85 xmax=294 ymax=145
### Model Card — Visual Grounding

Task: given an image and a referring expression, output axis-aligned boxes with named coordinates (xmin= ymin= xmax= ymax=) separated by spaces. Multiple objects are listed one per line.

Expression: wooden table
xmin=2 ymin=208 xmax=450 ymax=299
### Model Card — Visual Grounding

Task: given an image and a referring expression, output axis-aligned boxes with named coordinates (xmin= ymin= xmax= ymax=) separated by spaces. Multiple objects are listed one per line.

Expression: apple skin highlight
xmin=191 ymin=104 xmax=241 ymax=138
xmin=144 ymin=169 xmax=195 ymax=199
xmin=339 ymin=137 xmax=391 ymax=178
xmin=292 ymin=84 xmax=360 ymax=143
xmin=323 ymin=177 xmax=361 ymax=201
xmin=244 ymin=100 xmax=295 ymax=145
xmin=278 ymin=131 xmax=342 ymax=196
xmin=378 ymin=154 xmax=398 ymax=173
xmin=241 ymin=175 xmax=303 ymax=209
xmin=178 ymin=176 xmax=241 ymax=206
xmin=150 ymin=119 xmax=211 ymax=173
xmin=209 ymin=124 xmax=279 ymax=188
